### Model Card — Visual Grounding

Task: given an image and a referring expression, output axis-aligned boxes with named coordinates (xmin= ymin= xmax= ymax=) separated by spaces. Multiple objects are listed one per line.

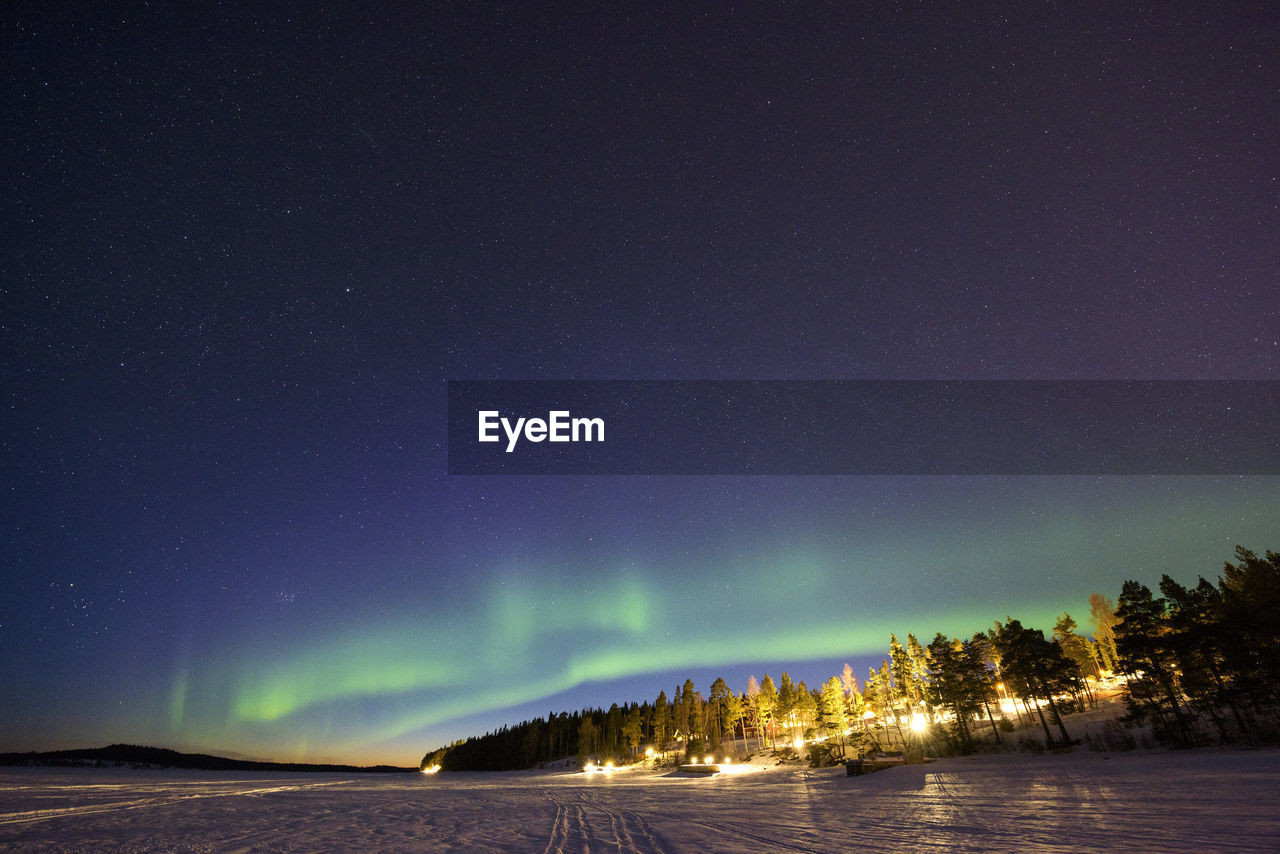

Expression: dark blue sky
xmin=3 ymin=3 xmax=1278 ymax=764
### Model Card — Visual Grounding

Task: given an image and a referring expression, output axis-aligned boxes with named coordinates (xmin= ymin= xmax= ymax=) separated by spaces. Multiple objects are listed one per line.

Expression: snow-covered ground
xmin=2 ymin=748 xmax=1278 ymax=852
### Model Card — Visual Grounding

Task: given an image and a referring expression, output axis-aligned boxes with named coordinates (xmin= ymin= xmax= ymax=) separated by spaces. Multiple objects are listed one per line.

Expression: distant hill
xmin=0 ymin=744 xmax=416 ymax=773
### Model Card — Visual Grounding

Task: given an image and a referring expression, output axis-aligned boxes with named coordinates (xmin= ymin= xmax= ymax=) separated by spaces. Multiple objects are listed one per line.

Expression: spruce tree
xmin=653 ymin=690 xmax=671 ymax=755
xmin=622 ymin=707 xmax=644 ymax=758
xmin=756 ymin=675 xmax=778 ymax=748
xmin=796 ymin=680 xmax=818 ymax=738
xmin=818 ymin=676 xmax=849 ymax=753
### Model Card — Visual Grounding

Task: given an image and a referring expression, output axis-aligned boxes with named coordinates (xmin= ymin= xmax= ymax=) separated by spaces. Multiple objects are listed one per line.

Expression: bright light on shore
xmin=716 ymin=760 xmax=754 ymax=775
xmin=421 ymin=764 xmax=441 ymax=775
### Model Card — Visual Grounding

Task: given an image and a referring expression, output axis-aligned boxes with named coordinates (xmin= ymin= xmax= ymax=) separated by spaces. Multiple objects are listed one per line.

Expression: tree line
xmin=1112 ymin=546 xmax=1280 ymax=746
xmin=422 ymin=546 xmax=1277 ymax=771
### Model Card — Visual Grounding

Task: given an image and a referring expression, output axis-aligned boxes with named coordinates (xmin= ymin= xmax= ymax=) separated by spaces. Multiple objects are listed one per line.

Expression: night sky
xmin=3 ymin=3 xmax=1278 ymax=765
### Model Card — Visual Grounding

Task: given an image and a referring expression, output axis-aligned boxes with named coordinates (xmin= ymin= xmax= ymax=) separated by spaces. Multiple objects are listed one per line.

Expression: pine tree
xmin=962 ymin=637 xmax=1004 ymax=745
xmin=985 ymin=621 xmax=1027 ymax=727
xmin=777 ymin=673 xmax=798 ymax=743
xmin=708 ymin=678 xmax=732 ymax=747
xmin=1053 ymin=613 xmax=1098 ymax=707
xmin=906 ymin=633 xmax=933 ymax=718
xmin=1160 ymin=575 xmax=1246 ymax=740
xmin=996 ymin=619 xmax=1075 ymax=747
xmin=889 ymin=634 xmax=919 ymax=712
xmin=924 ymin=634 xmax=993 ymax=754
xmin=1218 ymin=546 xmax=1280 ymax=709
xmin=1115 ymin=580 xmax=1195 ymax=745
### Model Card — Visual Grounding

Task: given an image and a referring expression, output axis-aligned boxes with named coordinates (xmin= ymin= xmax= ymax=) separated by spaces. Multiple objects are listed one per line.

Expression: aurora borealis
xmin=4 ymin=4 xmax=1279 ymax=765
xmin=9 ymin=475 xmax=1277 ymax=765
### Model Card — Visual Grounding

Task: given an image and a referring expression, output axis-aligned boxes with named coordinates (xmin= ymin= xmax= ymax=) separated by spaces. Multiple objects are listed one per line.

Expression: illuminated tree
xmin=1053 ymin=613 xmax=1098 ymax=707
xmin=722 ymin=691 xmax=745 ymax=752
xmin=1089 ymin=592 xmax=1120 ymax=673
xmin=889 ymin=634 xmax=919 ymax=710
xmin=753 ymin=675 xmax=777 ymax=748
xmin=866 ymin=661 xmax=905 ymax=747
xmin=818 ymin=676 xmax=849 ymax=753
xmin=777 ymin=673 xmax=799 ymax=742
xmin=907 ymin=633 xmax=933 ymax=717
xmin=840 ymin=662 xmax=858 ymax=699
xmin=795 ymin=680 xmax=818 ymax=739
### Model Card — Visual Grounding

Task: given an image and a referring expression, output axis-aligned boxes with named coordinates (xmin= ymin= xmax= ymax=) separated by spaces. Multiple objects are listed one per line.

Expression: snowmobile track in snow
xmin=541 ymin=788 xmax=667 ymax=854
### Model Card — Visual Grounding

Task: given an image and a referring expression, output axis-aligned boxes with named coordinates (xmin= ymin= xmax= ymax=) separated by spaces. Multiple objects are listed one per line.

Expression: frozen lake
xmin=2 ymin=749 xmax=1278 ymax=852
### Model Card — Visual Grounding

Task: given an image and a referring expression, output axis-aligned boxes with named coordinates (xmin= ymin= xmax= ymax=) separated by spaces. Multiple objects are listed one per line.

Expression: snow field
xmin=1 ymin=748 xmax=1278 ymax=853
